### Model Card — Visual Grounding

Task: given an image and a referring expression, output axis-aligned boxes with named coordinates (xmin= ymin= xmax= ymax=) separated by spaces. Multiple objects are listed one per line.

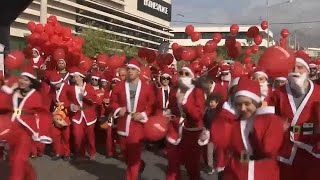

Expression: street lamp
xmin=266 ymin=0 xmax=293 ymax=47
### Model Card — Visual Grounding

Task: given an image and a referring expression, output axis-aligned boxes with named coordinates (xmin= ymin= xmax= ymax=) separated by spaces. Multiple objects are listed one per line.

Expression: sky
xmin=171 ymin=0 xmax=320 ymax=47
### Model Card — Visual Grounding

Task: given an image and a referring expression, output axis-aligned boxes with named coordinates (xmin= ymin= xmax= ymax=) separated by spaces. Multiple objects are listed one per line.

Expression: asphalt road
xmin=0 ymin=148 xmax=218 ymax=180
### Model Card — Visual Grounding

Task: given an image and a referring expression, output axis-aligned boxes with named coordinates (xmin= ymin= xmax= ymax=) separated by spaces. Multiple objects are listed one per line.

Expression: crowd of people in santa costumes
xmin=2 ymin=20 xmax=320 ymax=180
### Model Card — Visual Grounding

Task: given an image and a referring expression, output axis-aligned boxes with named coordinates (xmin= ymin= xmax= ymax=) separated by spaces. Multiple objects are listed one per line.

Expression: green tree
xmin=79 ymin=24 xmax=138 ymax=58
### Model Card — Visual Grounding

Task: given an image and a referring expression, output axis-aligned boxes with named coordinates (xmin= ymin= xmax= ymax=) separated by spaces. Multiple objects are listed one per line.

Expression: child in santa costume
xmin=110 ymin=59 xmax=155 ymax=180
xmin=166 ymin=65 xmax=206 ymax=180
xmin=31 ymin=48 xmax=45 ymax=69
xmin=68 ymin=67 xmax=98 ymax=160
xmin=273 ymin=57 xmax=320 ymax=180
xmin=48 ymin=72 xmax=72 ymax=161
xmin=223 ymin=77 xmax=284 ymax=180
xmin=0 ymin=67 xmax=52 ymax=180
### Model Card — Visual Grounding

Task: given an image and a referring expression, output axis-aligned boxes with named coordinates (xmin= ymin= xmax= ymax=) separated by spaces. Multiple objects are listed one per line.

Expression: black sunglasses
xmin=91 ymin=78 xmax=99 ymax=81
xmin=161 ymin=77 xmax=171 ymax=81
xmin=179 ymin=71 xmax=190 ymax=76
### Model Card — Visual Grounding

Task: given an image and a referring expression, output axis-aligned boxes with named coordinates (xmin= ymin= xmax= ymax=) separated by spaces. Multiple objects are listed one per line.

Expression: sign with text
xmin=137 ymin=0 xmax=172 ymax=21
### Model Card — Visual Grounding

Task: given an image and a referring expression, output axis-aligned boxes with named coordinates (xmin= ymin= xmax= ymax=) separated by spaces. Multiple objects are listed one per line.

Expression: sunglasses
xmin=112 ymin=80 xmax=119 ymax=84
xmin=91 ymin=78 xmax=99 ymax=81
xmin=161 ymin=77 xmax=171 ymax=81
xmin=179 ymin=71 xmax=190 ymax=76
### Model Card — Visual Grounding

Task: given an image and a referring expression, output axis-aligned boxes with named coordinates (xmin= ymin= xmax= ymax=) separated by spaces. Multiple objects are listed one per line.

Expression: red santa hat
xmin=309 ymin=61 xmax=317 ymax=68
xmin=74 ymin=67 xmax=86 ymax=78
xmin=220 ymin=64 xmax=231 ymax=73
xmin=252 ymin=67 xmax=268 ymax=79
xmin=69 ymin=66 xmax=77 ymax=76
xmin=48 ymin=72 xmax=63 ymax=85
xmin=100 ymin=74 xmax=108 ymax=82
xmin=21 ymin=66 xmax=37 ymax=80
xmin=127 ymin=59 xmax=141 ymax=71
xmin=32 ymin=47 xmax=40 ymax=55
xmin=235 ymin=77 xmax=261 ymax=103
xmin=275 ymin=77 xmax=287 ymax=81
xmin=296 ymin=57 xmax=310 ymax=72
xmin=181 ymin=64 xmax=196 ymax=78
xmin=160 ymin=67 xmax=172 ymax=78
xmin=91 ymin=71 xmax=101 ymax=80
xmin=229 ymin=77 xmax=240 ymax=90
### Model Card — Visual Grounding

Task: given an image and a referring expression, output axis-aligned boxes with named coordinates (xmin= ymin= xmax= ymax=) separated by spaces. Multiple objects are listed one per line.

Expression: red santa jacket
xmin=210 ymin=81 xmax=228 ymax=102
xmin=211 ymin=101 xmax=237 ymax=169
xmin=0 ymin=89 xmax=52 ymax=144
xmin=32 ymin=56 xmax=45 ymax=69
xmin=223 ymin=107 xmax=284 ymax=180
xmin=50 ymin=83 xmax=72 ymax=124
xmin=155 ymin=86 xmax=171 ymax=115
xmin=273 ymin=81 xmax=320 ymax=165
xmin=110 ymin=80 xmax=155 ymax=137
xmin=39 ymin=81 xmax=51 ymax=112
xmin=69 ymin=83 xmax=98 ymax=126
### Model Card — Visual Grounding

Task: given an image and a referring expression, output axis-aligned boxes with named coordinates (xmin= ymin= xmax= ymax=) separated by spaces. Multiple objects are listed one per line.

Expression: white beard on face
xmin=178 ymin=77 xmax=194 ymax=89
xmin=288 ymin=72 xmax=308 ymax=95
xmin=221 ymin=73 xmax=231 ymax=82
xmin=260 ymin=81 xmax=269 ymax=100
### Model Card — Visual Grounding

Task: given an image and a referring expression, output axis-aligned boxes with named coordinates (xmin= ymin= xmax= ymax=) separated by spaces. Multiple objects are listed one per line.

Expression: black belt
xmin=289 ymin=125 xmax=314 ymax=134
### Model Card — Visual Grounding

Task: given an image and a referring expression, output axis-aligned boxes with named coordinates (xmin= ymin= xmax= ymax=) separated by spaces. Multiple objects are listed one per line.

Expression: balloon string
xmin=199 ymin=63 xmax=219 ymax=77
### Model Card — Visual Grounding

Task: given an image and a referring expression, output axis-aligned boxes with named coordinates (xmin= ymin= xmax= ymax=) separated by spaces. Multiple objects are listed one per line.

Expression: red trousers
xmin=8 ymin=126 xmax=36 ymax=180
xmin=51 ymin=125 xmax=70 ymax=157
xmin=118 ymin=122 xmax=144 ymax=180
xmin=280 ymin=148 xmax=320 ymax=180
xmin=106 ymin=127 xmax=117 ymax=156
xmin=72 ymin=121 xmax=96 ymax=158
xmin=31 ymin=142 xmax=45 ymax=157
xmin=166 ymin=129 xmax=202 ymax=180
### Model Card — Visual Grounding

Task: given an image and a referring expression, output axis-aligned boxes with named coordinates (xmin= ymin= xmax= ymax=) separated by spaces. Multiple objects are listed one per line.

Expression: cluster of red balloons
xmin=96 ymin=54 xmax=126 ymax=70
xmin=26 ymin=15 xmax=85 ymax=67
xmin=138 ymin=48 xmax=173 ymax=69
xmin=185 ymin=25 xmax=202 ymax=42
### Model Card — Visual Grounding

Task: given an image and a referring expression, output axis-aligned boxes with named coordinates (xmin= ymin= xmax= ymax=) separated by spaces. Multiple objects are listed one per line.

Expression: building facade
xmin=170 ymin=26 xmax=274 ymax=48
xmin=10 ymin=0 xmax=173 ymax=50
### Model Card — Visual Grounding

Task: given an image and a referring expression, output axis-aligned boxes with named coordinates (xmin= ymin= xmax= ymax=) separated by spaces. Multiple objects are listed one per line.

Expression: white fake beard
xmin=260 ymin=81 xmax=269 ymax=99
xmin=178 ymin=77 xmax=194 ymax=89
xmin=221 ymin=73 xmax=231 ymax=82
xmin=288 ymin=72 xmax=308 ymax=95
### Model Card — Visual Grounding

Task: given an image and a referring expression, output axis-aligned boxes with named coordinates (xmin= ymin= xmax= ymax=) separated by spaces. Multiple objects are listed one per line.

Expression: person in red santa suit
xmin=273 ymin=57 xmax=320 ymax=180
xmin=68 ymin=68 xmax=98 ymax=160
xmin=48 ymin=72 xmax=72 ymax=161
xmin=251 ymin=67 xmax=273 ymax=106
xmin=110 ymin=59 xmax=155 ymax=180
xmin=31 ymin=48 xmax=45 ymax=69
xmin=199 ymin=76 xmax=227 ymax=102
xmin=155 ymin=67 xmax=172 ymax=115
xmin=216 ymin=64 xmax=232 ymax=100
xmin=165 ymin=65 xmax=205 ymax=180
xmin=222 ymin=77 xmax=284 ymax=180
xmin=56 ymin=58 xmax=70 ymax=83
xmin=210 ymin=77 xmax=240 ymax=179
xmin=0 ymin=67 xmax=52 ymax=180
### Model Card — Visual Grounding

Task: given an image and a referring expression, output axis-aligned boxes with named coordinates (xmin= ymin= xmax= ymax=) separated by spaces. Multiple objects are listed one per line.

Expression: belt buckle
xmin=292 ymin=125 xmax=301 ymax=133
xmin=15 ymin=109 xmax=21 ymax=116
xmin=240 ymin=151 xmax=249 ymax=163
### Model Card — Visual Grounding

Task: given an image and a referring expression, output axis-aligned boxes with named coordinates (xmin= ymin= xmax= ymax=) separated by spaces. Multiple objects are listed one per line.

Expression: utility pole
xmin=40 ymin=0 xmax=48 ymax=24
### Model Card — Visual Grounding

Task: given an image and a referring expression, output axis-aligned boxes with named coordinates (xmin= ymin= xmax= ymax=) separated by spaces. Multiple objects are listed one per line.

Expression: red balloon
xmin=245 ymin=49 xmax=252 ymax=56
xmin=140 ymin=66 xmax=152 ymax=82
xmin=143 ymin=115 xmax=168 ymax=141
xmin=109 ymin=55 xmax=125 ymax=69
xmin=243 ymin=56 xmax=251 ymax=64
xmin=163 ymin=53 xmax=174 ymax=65
xmin=53 ymin=48 xmax=66 ymax=62
xmin=47 ymin=15 xmax=58 ymax=25
xmin=185 ymin=25 xmax=195 ymax=36
xmin=231 ymin=61 xmax=245 ymax=77
xmin=5 ymin=51 xmax=25 ymax=70
xmin=35 ymin=24 xmax=44 ymax=33
xmin=79 ymin=55 xmax=93 ymax=72
xmin=96 ymin=54 xmax=109 ymax=68
xmin=247 ymin=26 xmax=260 ymax=38
xmin=258 ymin=46 xmax=295 ymax=79
xmin=200 ymin=53 xmax=216 ymax=67
xmin=173 ymin=47 xmax=183 ymax=61
xmin=191 ymin=32 xmax=201 ymax=42
xmin=251 ymin=45 xmax=259 ymax=54
xmin=230 ymin=24 xmax=239 ymax=36
xmin=261 ymin=21 xmax=268 ymax=30
xmin=181 ymin=47 xmax=196 ymax=62
xmin=138 ymin=48 xmax=148 ymax=60
xmin=213 ymin=33 xmax=222 ymax=43
xmin=281 ymin=29 xmax=290 ymax=38
xmin=225 ymin=36 xmax=236 ymax=48
xmin=40 ymin=32 xmax=49 ymax=42
xmin=227 ymin=47 xmax=240 ymax=59
xmin=254 ymin=35 xmax=263 ymax=45
xmin=171 ymin=43 xmax=180 ymax=51
xmin=204 ymin=40 xmax=217 ymax=53
xmin=27 ymin=22 xmax=36 ymax=32
xmin=195 ymin=45 xmax=204 ymax=58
